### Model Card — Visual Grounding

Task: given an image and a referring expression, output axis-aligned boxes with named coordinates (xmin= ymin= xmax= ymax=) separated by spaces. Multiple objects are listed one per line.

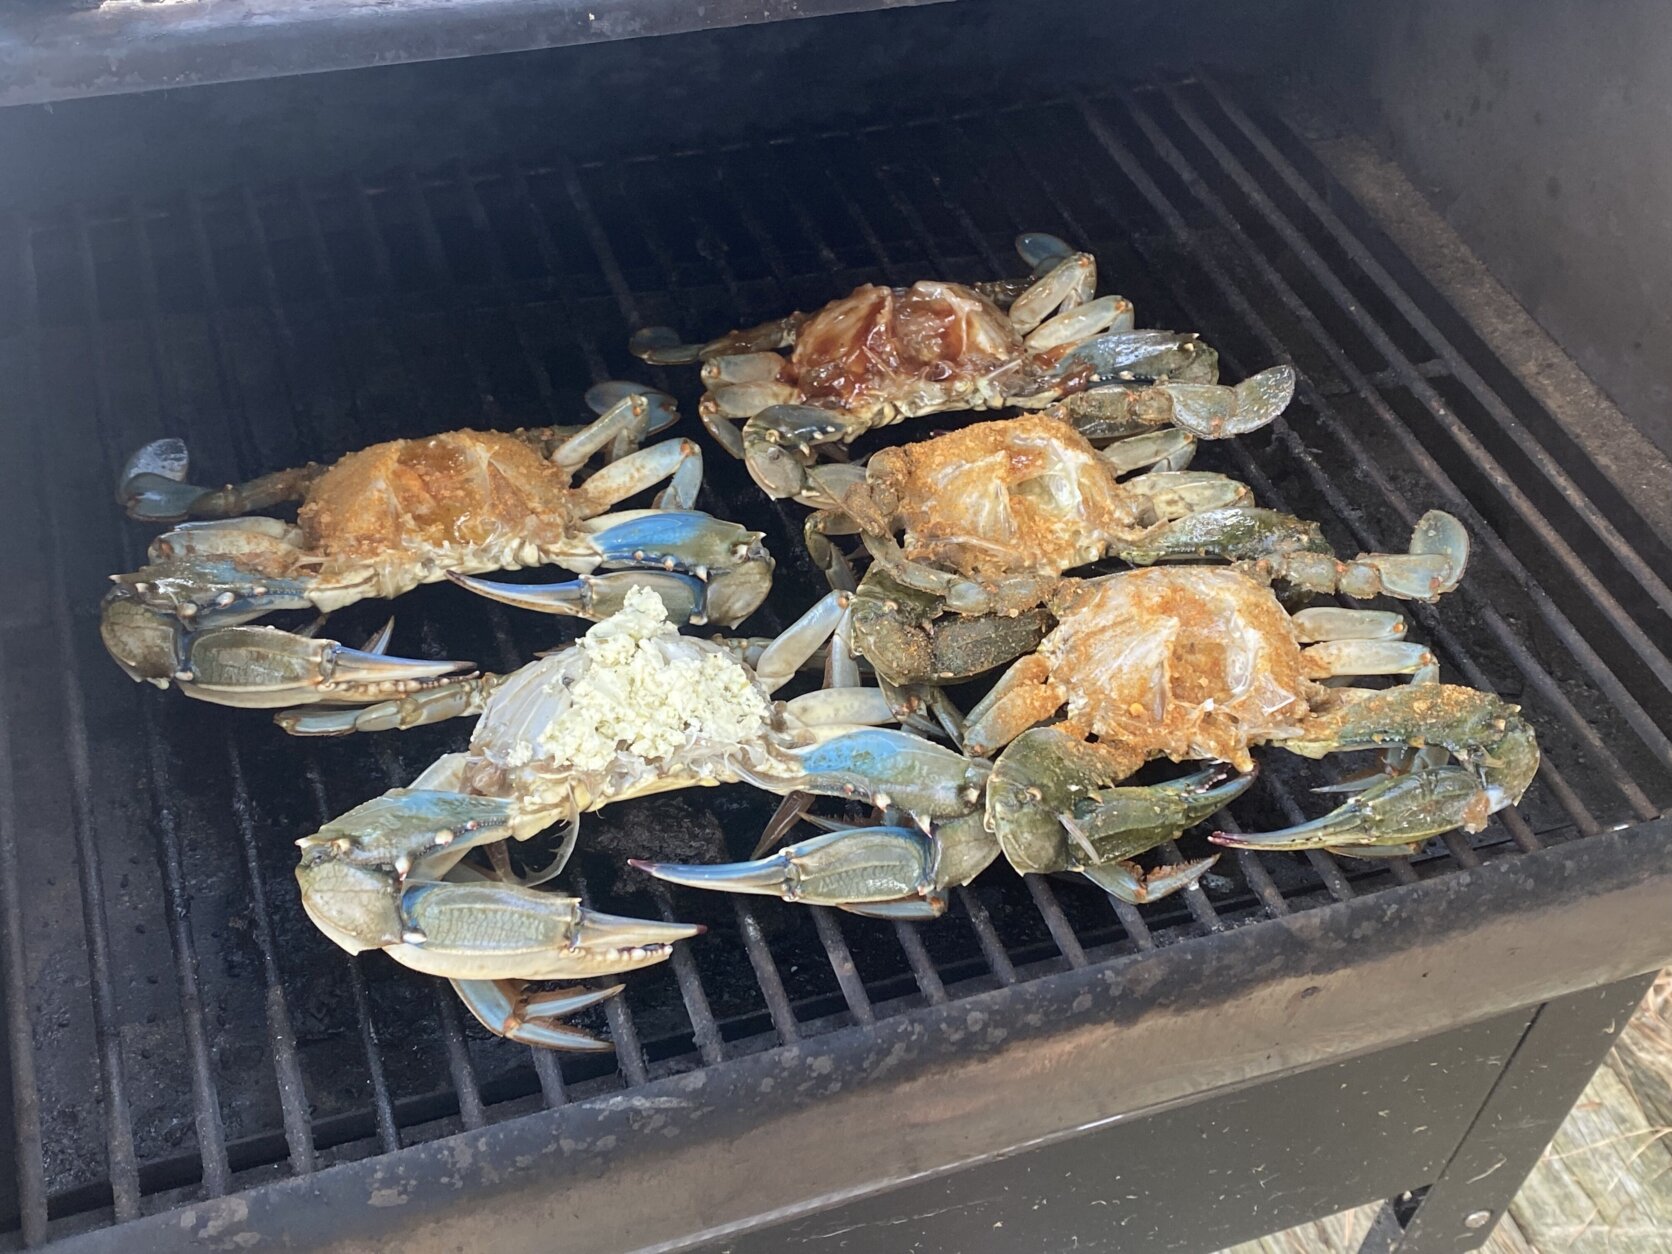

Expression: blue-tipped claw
xmin=630 ymin=825 xmax=938 ymax=910
xmin=448 ymin=569 xmax=709 ymax=624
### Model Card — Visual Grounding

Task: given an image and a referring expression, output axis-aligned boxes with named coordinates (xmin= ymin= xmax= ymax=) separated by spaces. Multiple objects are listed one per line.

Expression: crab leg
xmin=1118 ymin=508 xmax=1470 ymax=602
xmin=754 ymin=590 xmax=849 ymax=692
xmin=1121 ymin=470 xmax=1255 ymax=519
xmin=448 ymin=509 xmax=773 ymax=628
xmin=1008 ymin=251 xmax=1097 ymax=333
xmin=733 ymin=727 xmax=991 ymax=823
xmin=962 ymin=655 xmax=1068 ymax=757
xmin=630 ymin=314 xmax=807 ymax=366
xmin=1024 ymin=294 xmax=1133 ymax=351
xmin=550 ymin=393 xmax=660 ymax=472
xmin=275 ymin=672 xmax=506 ymax=736
xmin=570 ymin=438 xmax=703 ymax=514
xmin=1097 ymin=428 xmax=1198 ymax=473
xmin=857 ymin=530 xmax=1058 ymax=618
xmin=162 ymin=622 xmax=470 ymax=710
xmin=1030 ymin=331 xmax=1221 ymax=398
xmin=118 ymin=437 xmax=328 ymax=523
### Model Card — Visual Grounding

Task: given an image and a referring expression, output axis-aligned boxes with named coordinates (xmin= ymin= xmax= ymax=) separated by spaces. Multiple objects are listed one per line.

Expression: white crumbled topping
xmin=530 ymin=585 xmax=770 ymax=773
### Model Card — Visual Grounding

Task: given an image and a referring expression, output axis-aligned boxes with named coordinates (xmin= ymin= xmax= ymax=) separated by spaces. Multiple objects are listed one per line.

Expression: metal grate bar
xmin=955 ymin=889 xmax=1018 ymax=985
xmin=560 ymin=157 xmax=643 ymax=327
xmin=129 ymin=197 xmax=247 ymax=1200
xmin=303 ymin=760 xmax=401 ymax=1156
xmin=810 ymin=909 xmax=876 ymax=1025
xmin=649 ymin=883 xmax=729 ymax=1063
xmin=1110 ymin=91 xmax=1672 ymax=788
xmin=346 ymin=961 xmax=401 ymax=1153
xmin=247 ymin=184 xmax=439 ymax=1149
xmin=50 ymin=204 xmax=144 ymax=1221
xmin=1023 ymin=879 xmax=1089 ymax=967
xmin=452 ymin=162 xmax=568 ymax=425
xmin=1195 ymin=79 xmax=1672 ymax=629
xmin=0 ymin=635 xmax=47 ymax=1246
xmin=230 ymin=189 xmax=324 ymax=453
xmin=1105 ymin=897 xmax=1157 ymax=952
xmin=1440 ymin=833 xmax=1484 ymax=872
xmin=1220 ymin=819 xmax=1291 ymax=920
xmin=733 ymin=901 xmax=801 ymax=1044
xmin=502 ymin=162 xmax=615 ymax=383
xmin=574 ymin=874 xmax=653 ymax=1085
xmin=400 ymin=168 xmax=500 ymax=410
xmin=432 ymin=986 xmax=487 ymax=1131
xmin=1071 ymin=98 xmax=1655 ymax=821
xmin=226 ymin=748 xmax=317 ymax=1171
xmin=892 ymin=921 xmax=948 ymax=1005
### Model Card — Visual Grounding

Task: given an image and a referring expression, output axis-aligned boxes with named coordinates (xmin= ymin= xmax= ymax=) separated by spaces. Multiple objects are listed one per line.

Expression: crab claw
xmin=177 ymin=625 xmax=472 ymax=709
xmin=742 ymin=405 xmax=870 ymax=500
xmin=1210 ymin=767 xmax=1507 ymax=853
xmin=632 ymin=825 xmax=939 ymax=910
xmin=735 ymin=728 xmax=991 ymax=824
xmin=395 ymin=883 xmax=704 ymax=976
xmin=448 ymin=569 xmax=712 ymax=625
xmin=987 ymin=727 xmax=1247 ymax=902
xmin=451 ymin=979 xmax=622 ymax=1052
xmin=1077 ymin=856 xmax=1220 ymax=904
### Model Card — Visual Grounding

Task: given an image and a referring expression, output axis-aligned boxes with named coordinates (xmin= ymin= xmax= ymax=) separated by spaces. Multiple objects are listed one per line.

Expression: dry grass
xmin=1224 ymin=971 xmax=1672 ymax=1254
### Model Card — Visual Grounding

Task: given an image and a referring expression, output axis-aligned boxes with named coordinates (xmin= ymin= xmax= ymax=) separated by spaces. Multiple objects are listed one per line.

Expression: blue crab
xmin=637 ymin=565 xmax=1538 ymax=914
xmin=631 ymin=233 xmax=1296 ymax=499
xmin=103 ymin=386 xmax=775 ymax=714
xmin=291 ymin=586 xmax=987 ymax=1047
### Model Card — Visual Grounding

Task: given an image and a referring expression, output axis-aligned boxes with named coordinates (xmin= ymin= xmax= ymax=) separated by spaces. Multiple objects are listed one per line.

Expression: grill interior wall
xmin=0 ymin=73 xmax=1668 ymax=1243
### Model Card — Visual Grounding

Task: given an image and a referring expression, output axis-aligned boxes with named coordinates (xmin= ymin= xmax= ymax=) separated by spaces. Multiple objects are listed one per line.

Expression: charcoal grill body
xmin=1 ymin=4 xmax=1670 ymax=1252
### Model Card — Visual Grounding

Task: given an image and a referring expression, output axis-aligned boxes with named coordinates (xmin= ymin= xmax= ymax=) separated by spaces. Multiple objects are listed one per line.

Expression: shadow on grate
xmin=0 ymin=77 xmax=1668 ymax=1243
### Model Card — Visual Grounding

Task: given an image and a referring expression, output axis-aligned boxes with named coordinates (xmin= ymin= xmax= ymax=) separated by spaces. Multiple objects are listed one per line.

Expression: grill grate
xmin=1 ymin=78 xmax=1668 ymax=1245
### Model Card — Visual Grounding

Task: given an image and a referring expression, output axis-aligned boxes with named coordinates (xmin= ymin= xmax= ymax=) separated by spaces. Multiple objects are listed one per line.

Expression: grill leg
xmin=1356 ymin=973 xmax=1657 ymax=1254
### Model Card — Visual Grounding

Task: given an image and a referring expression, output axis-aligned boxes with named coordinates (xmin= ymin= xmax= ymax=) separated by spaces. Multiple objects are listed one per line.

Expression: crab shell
xmin=762 ymin=281 xmax=1067 ymax=423
xmin=861 ymin=415 xmax=1143 ymax=580
xmin=296 ymin=429 xmax=588 ymax=602
xmin=1041 ymin=567 xmax=1313 ymax=776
